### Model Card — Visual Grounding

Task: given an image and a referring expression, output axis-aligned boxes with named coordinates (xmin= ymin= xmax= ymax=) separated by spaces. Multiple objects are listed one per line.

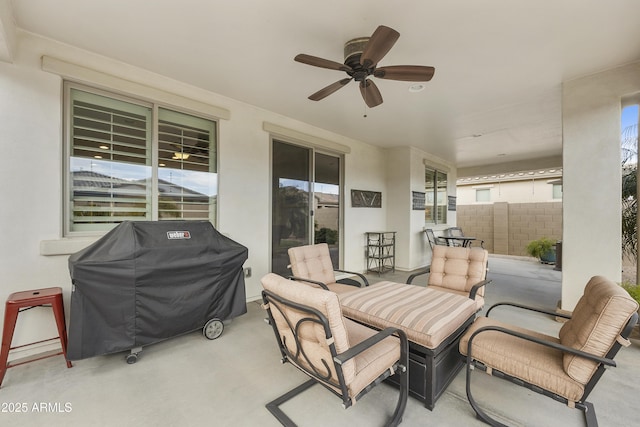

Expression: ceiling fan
xmin=294 ymin=25 xmax=435 ymax=108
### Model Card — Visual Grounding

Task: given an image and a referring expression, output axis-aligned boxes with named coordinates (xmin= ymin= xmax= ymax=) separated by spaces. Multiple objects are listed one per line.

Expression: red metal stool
xmin=0 ymin=287 xmax=73 ymax=387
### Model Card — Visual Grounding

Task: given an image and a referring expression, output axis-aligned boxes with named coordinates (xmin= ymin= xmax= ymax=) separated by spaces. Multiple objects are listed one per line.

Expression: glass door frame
xmin=269 ymin=137 xmax=344 ymax=274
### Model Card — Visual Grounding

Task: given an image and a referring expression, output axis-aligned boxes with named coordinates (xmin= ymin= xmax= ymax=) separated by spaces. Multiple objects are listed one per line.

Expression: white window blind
xmin=66 ymin=85 xmax=218 ymax=235
xmin=157 ymin=108 xmax=217 ymax=221
xmin=425 ymin=167 xmax=447 ymax=224
xmin=70 ymin=89 xmax=152 ymax=232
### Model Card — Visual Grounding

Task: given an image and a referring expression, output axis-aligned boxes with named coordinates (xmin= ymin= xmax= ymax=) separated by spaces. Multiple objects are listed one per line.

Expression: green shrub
xmin=525 ymin=237 xmax=555 ymax=259
xmin=315 ymin=227 xmax=338 ymax=245
xmin=621 ymin=282 xmax=640 ymax=306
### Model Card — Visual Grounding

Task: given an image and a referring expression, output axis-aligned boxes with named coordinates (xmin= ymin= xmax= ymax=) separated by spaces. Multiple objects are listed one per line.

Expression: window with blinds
xmin=425 ymin=167 xmax=447 ymax=224
xmin=66 ymin=85 xmax=217 ymax=234
xmin=157 ymin=108 xmax=217 ymax=221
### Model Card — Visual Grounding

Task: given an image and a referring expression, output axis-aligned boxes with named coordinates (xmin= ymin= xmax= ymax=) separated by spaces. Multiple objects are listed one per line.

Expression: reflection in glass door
xmin=272 ymin=141 xmax=311 ymax=275
xmin=271 ymin=141 xmax=341 ymax=275
xmin=313 ymin=152 xmax=340 ymax=268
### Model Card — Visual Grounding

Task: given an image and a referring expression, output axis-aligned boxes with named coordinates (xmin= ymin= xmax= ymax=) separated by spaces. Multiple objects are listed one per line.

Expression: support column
xmin=493 ymin=202 xmax=509 ymax=254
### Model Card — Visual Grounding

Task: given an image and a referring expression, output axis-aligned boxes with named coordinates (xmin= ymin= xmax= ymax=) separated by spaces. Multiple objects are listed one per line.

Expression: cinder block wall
xmin=457 ymin=204 xmax=494 ymax=252
xmin=457 ymin=201 xmax=562 ymax=256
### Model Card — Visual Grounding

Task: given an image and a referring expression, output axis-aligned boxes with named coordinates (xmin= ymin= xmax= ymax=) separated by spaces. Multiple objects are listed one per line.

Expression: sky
xmin=622 ymin=104 xmax=639 ymax=133
xmin=622 ymin=105 xmax=638 ymax=159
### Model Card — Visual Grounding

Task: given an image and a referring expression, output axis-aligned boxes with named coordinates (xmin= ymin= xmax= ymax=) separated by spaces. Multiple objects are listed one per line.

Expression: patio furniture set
xmin=261 ymin=242 xmax=639 ymax=427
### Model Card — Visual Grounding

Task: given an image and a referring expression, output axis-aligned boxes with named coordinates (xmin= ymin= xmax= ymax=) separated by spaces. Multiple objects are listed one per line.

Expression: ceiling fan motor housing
xmin=344 ymin=37 xmax=370 ymax=68
xmin=344 ymin=37 xmax=371 ymax=80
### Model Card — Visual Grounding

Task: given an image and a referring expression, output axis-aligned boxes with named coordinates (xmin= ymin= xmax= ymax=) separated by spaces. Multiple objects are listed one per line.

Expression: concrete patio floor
xmin=0 ymin=255 xmax=637 ymax=426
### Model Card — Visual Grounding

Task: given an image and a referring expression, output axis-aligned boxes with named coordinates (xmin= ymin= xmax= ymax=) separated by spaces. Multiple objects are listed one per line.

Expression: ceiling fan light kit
xmin=294 ymin=25 xmax=435 ymax=108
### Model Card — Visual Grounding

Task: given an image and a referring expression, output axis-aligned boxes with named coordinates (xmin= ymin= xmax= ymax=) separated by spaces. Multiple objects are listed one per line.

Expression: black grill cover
xmin=67 ymin=221 xmax=248 ymax=360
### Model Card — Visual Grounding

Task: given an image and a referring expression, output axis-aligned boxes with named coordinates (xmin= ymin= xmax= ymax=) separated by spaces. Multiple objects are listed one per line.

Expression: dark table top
xmin=440 ymin=236 xmax=476 ymax=247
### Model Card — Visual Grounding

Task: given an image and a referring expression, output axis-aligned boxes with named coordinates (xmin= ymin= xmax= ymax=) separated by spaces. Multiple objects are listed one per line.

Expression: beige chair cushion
xmin=261 ymin=273 xmax=399 ymax=399
xmin=339 ymin=281 xmax=477 ymax=349
xmin=429 ymin=245 xmax=488 ymax=296
xmin=460 ymin=316 xmax=586 ymax=402
xmin=288 ymin=243 xmax=337 ymax=285
xmin=343 ymin=317 xmax=400 ymax=399
xmin=558 ymin=275 xmax=639 ymax=384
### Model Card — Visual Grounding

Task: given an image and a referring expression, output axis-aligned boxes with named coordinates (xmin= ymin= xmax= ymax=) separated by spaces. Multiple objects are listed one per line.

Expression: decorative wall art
xmin=412 ymin=191 xmax=425 ymax=210
xmin=351 ymin=189 xmax=382 ymax=208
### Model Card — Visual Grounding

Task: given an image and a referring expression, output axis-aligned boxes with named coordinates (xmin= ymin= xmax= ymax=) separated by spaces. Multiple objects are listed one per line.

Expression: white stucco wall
xmin=384 ymin=147 xmax=411 ymax=270
xmin=384 ymin=146 xmax=457 ymax=271
xmin=0 ymin=32 xmax=389 ymax=353
xmin=562 ymin=61 xmax=640 ymax=310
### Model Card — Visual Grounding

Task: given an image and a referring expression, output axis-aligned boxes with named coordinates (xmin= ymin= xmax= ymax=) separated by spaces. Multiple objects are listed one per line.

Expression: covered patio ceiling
xmin=3 ymin=1 xmax=640 ymax=174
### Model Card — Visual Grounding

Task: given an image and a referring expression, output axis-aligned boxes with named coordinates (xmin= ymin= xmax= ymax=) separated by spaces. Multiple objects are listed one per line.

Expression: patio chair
xmin=443 ymin=226 xmax=464 ymax=246
xmin=444 ymin=227 xmax=485 ymax=248
xmin=425 ymin=228 xmax=447 ymax=250
xmin=261 ymin=273 xmax=409 ymax=427
xmin=407 ymin=245 xmax=490 ymax=311
xmin=459 ymin=275 xmax=639 ymax=427
xmin=287 ymin=243 xmax=369 ymax=294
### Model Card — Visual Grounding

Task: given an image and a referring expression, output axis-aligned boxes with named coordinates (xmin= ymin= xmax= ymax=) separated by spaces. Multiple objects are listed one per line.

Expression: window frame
xmin=63 ymin=81 xmax=219 ymax=237
xmin=475 ymin=188 xmax=491 ymax=202
xmin=424 ymin=166 xmax=448 ymax=225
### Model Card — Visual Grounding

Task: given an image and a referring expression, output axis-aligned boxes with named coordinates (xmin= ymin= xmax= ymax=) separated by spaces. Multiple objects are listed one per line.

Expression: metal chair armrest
xmin=334 ymin=327 xmax=408 ymax=365
xmin=486 ymin=301 xmax=571 ymax=320
xmin=469 ymin=279 xmax=492 ymax=300
xmin=334 ymin=269 xmax=370 ymax=287
xmin=467 ymin=325 xmax=616 ymax=367
xmin=286 ymin=276 xmax=330 ymax=291
xmin=406 ymin=266 xmax=431 ymax=284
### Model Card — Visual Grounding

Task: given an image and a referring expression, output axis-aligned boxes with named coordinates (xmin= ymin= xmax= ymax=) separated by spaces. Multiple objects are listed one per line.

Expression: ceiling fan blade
xmin=360 ymin=25 xmax=400 ymax=69
xmin=308 ymin=78 xmax=352 ymax=101
xmin=374 ymin=65 xmax=435 ymax=82
xmin=295 ymin=54 xmax=352 ymax=72
xmin=359 ymin=79 xmax=383 ymax=108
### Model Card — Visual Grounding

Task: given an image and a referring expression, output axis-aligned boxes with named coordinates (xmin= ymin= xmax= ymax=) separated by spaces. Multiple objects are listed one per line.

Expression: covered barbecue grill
xmin=67 ymin=220 xmax=248 ymax=363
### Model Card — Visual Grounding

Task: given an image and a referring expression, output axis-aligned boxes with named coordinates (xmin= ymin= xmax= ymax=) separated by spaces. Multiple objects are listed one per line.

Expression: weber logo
xmin=167 ymin=231 xmax=191 ymax=240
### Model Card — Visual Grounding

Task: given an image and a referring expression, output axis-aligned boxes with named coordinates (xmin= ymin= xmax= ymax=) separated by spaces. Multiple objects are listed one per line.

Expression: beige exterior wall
xmin=457 ymin=173 xmax=562 ymax=204
xmin=457 ymin=201 xmax=562 ymax=256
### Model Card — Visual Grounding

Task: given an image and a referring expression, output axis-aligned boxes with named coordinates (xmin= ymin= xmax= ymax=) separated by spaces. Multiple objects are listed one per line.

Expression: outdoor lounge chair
xmin=261 ymin=273 xmax=409 ymax=427
xmin=287 ymin=243 xmax=369 ymax=294
xmin=459 ymin=275 xmax=639 ymax=427
xmin=407 ymin=245 xmax=491 ymax=311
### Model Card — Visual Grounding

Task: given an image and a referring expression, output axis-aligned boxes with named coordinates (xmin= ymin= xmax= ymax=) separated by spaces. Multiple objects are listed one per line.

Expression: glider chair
xmin=287 ymin=243 xmax=369 ymax=294
xmin=407 ymin=245 xmax=490 ymax=311
xmin=459 ymin=275 xmax=639 ymax=427
xmin=261 ymin=273 xmax=409 ymax=427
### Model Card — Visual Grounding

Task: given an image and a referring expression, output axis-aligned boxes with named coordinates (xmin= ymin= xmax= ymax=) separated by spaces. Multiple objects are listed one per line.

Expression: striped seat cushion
xmin=339 ymin=281 xmax=477 ymax=349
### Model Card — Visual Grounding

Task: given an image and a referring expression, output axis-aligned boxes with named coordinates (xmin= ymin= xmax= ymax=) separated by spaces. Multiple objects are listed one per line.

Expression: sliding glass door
xmin=271 ymin=140 xmax=341 ymax=275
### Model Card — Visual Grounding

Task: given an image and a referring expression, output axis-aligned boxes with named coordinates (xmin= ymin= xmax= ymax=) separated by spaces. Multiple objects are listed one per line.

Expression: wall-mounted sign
xmin=351 ymin=190 xmax=382 ymax=208
xmin=412 ymin=191 xmax=425 ymax=210
xmin=448 ymin=196 xmax=457 ymax=211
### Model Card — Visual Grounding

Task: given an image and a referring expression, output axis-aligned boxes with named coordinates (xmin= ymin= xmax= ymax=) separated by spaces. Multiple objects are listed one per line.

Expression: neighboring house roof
xmin=71 ymin=171 xmax=208 ymax=198
xmin=314 ymin=192 xmax=339 ymax=206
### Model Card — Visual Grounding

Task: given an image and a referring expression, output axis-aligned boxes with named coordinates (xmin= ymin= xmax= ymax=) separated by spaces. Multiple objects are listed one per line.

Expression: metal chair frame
xmin=464 ymin=302 xmax=639 ymax=427
xmin=425 ymin=229 xmax=447 ymax=250
xmin=262 ymin=288 xmax=409 ymax=427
